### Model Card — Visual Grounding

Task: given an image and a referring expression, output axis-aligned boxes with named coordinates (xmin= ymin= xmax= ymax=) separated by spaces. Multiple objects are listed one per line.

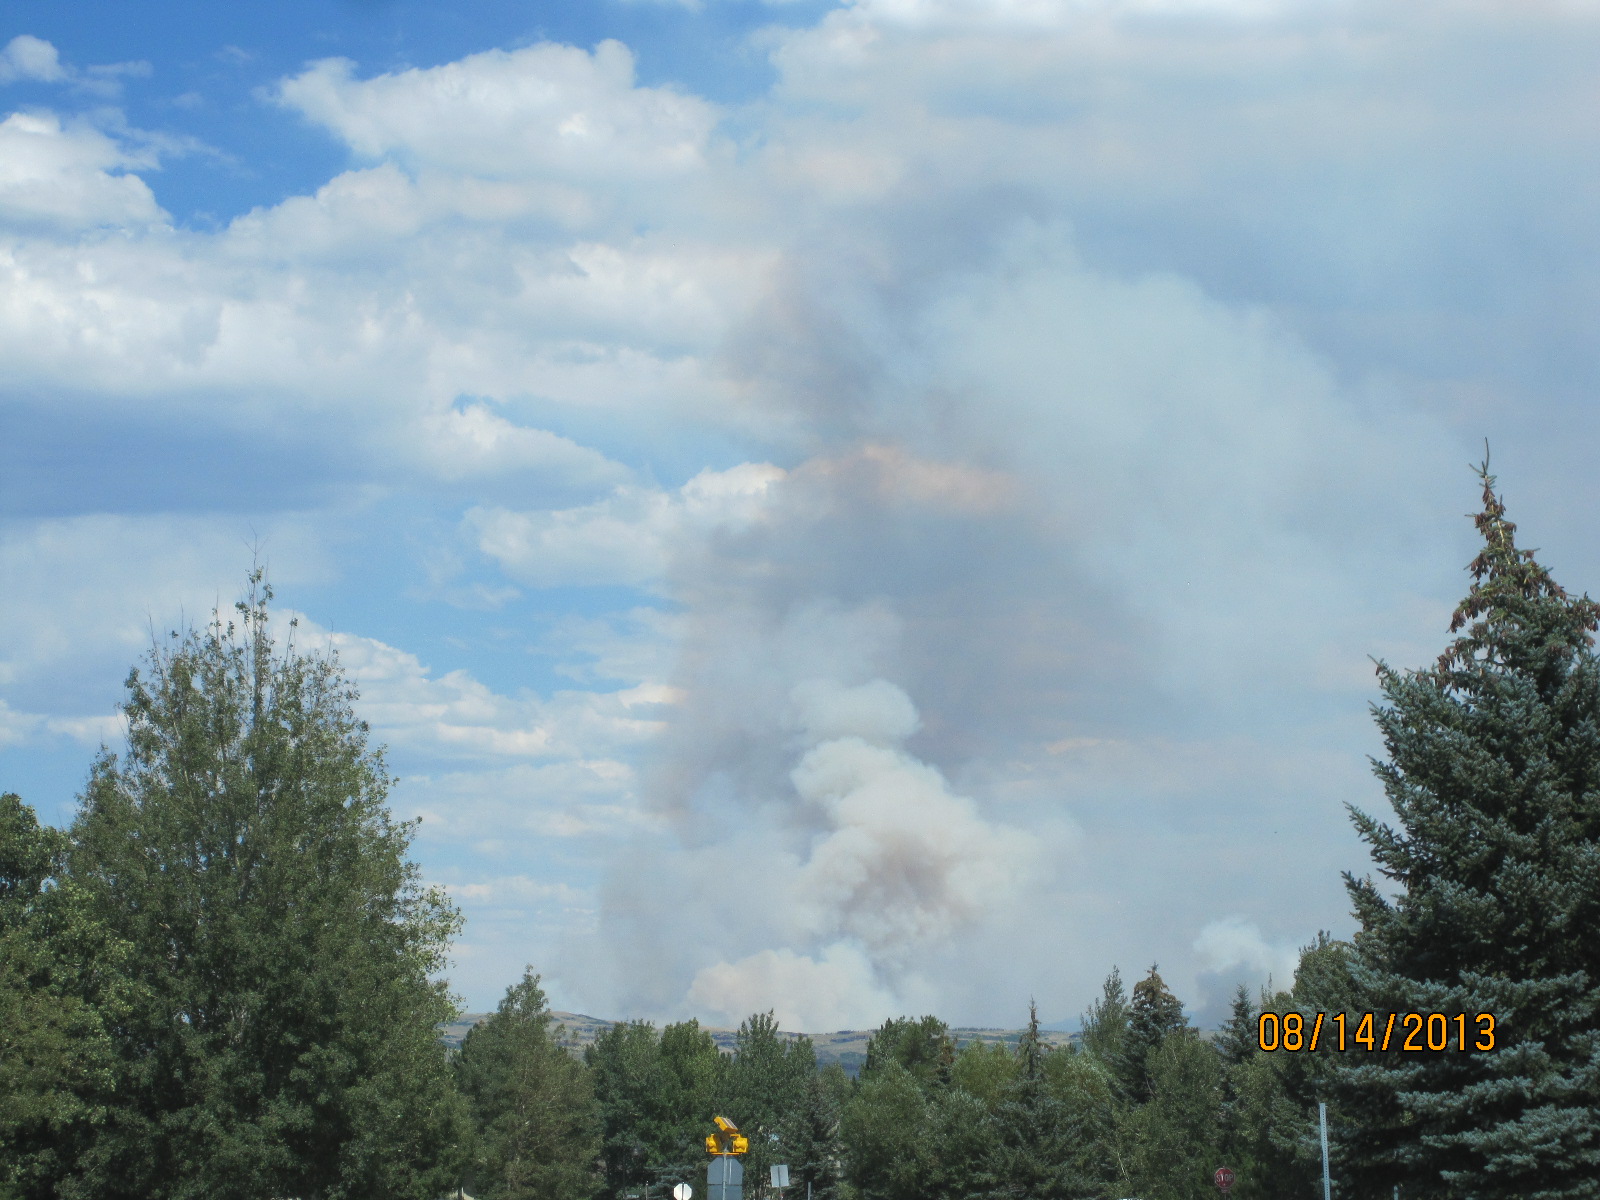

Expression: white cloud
xmin=1191 ymin=915 xmax=1303 ymax=1018
xmin=400 ymin=759 xmax=656 ymax=843
xmin=0 ymin=35 xmax=67 ymax=84
xmin=0 ymin=111 xmax=166 ymax=230
xmin=468 ymin=462 xmax=785 ymax=589
xmin=276 ymin=41 xmax=720 ymax=183
xmin=0 ymin=514 xmax=331 ymax=712
xmin=288 ymin=613 xmax=669 ymax=764
xmin=444 ymin=875 xmax=588 ymax=905
xmin=790 ymin=678 xmax=920 ymax=745
xmin=789 ymin=734 xmax=1041 ymax=957
xmin=0 ymin=698 xmax=121 ymax=749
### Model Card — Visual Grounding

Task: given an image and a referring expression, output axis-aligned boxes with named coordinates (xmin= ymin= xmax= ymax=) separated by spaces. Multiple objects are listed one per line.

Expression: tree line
xmin=6 ymin=461 xmax=1600 ymax=1199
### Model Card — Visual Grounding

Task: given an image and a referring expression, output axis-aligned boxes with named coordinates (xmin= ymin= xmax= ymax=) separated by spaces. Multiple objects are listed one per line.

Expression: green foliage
xmin=60 ymin=574 xmax=465 ymax=1200
xmin=1078 ymin=968 xmax=1130 ymax=1075
xmin=860 ymin=1016 xmax=954 ymax=1090
xmin=1215 ymin=985 xmax=1257 ymax=1071
xmin=1122 ymin=965 xmax=1188 ymax=1101
xmin=0 ymin=793 xmax=131 ymax=1200
xmin=1121 ymin=1032 xmax=1224 ymax=1200
xmin=778 ymin=1064 xmax=848 ymax=1200
xmin=587 ymin=1017 xmax=727 ymax=1200
xmin=725 ymin=1012 xmax=815 ymax=1196
xmin=984 ymin=1004 xmax=1090 ymax=1200
xmin=1337 ymin=465 xmax=1600 ymax=1199
xmin=839 ymin=1060 xmax=930 ymax=1200
xmin=949 ymin=1040 xmax=1017 ymax=1108
xmin=1039 ymin=1047 xmax=1120 ymax=1196
xmin=456 ymin=969 xmax=599 ymax=1200
xmin=587 ymin=1021 xmax=668 ymax=1199
xmin=1218 ymin=936 xmax=1360 ymax=1200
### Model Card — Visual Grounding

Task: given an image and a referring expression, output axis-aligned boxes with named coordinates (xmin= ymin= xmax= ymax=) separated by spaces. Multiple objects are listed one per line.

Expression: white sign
xmin=674 ymin=1185 xmax=694 ymax=1200
xmin=771 ymin=1166 xmax=790 ymax=1189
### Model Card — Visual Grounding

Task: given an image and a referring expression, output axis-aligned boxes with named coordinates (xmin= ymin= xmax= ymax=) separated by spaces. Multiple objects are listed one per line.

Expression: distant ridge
xmin=439 ymin=1011 xmax=1081 ymax=1075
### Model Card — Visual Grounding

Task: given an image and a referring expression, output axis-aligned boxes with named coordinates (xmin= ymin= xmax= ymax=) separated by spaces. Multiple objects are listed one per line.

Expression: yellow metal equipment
xmin=705 ymin=1117 xmax=749 ymax=1156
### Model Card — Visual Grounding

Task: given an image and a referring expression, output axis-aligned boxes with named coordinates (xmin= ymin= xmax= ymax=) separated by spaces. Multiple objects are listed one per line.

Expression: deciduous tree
xmin=455 ymin=969 xmax=599 ymax=1200
xmin=63 ymin=574 xmax=464 ymax=1200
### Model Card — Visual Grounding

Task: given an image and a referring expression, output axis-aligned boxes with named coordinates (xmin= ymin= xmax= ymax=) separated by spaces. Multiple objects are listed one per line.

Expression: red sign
xmin=1214 ymin=1168 xmax=1235 ymax=1192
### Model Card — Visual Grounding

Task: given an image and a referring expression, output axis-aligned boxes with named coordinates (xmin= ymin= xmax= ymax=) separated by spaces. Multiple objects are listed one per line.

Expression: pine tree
xmin=1223 ymin=940 xmax=1352 ymax=1200
xmin=586 ymin=1020 xmax=668 ymax=1200
xmin=984 ymin=1003 xmax=1084 ymax=1200
xmin=779 ymin=1065 xmax=847 ymax=1200
xmin=1122 ymin=1031 xmax=1225 ymax=1200
xmin=1080 ymin=967 xmax=1130 ymax=1069
xmin=1336 ymin=461 xmax=1600 ymax=1199
xmin=1122 ymin=965 xmax=1189 ymax=1101
xmin=1215 ymin=985 xmax=1258 ymax=1072
xmin=839 ymin=1059 xmax=932 ymax=1200
xmin=657 ymin=1019 xmax=728 ymax=1170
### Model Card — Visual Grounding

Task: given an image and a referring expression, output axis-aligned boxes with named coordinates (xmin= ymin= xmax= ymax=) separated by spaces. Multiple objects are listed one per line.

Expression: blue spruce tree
xmin=1337 ymin=461 xmax=1600 ymax=1199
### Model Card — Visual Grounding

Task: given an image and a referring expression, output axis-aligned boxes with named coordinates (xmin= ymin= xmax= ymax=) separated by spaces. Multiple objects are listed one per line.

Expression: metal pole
xmin=1319 ymin=1102 xmax=1332 ymax=1200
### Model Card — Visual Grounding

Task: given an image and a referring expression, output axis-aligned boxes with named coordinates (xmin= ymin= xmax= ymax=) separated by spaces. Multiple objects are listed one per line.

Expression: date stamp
xmin=1257 ymin=1011 xmax=1497 ymax=1052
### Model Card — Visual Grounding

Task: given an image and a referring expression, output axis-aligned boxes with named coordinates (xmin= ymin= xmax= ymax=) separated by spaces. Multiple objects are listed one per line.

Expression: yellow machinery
xmin=704 ymin=1116 xmax=750 ymax=1157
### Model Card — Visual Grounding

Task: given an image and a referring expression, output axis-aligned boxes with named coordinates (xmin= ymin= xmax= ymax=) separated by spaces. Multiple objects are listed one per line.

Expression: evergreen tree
xmin=1336 ymin=462 xmax=1600 ymax=1199
xmin=1122 ymin=965 xmax=1189 ymax=1101
xmin=922 ymin=1084 xmax=996 ymax=1200
xmin=1215 ymin=985 xmax=1258 ymax=1072
xmin=839 ymin=1060 xmax=931 ymax=1200
xmin=1040 ymin=1044 xmax=1121 ymax=1200
xmin=984 ymin=1003 xmax=1083 ymax=1200
xmin=779 ymin=1065 xmax=848 ymax=1200
xmin=949 ymin=1040 xmax=1018 ymax=1108
xmin=61 ymin=574 xmax=465 ymax=1200
xmin=656 ymin=1019 xmax=728 ymax=1171
xmin=455 ymin=969 xmax=599 ymax=1200
xmin=1226 ymin=937 xmax=1359 ymax=1200
xmin=1079 ymin=967 xmax=1131 ymax=1076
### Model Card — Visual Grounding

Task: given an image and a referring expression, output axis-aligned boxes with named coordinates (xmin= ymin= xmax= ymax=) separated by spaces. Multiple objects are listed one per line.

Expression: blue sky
xmin=4 ymin=0 xmax=1600 ymax=1028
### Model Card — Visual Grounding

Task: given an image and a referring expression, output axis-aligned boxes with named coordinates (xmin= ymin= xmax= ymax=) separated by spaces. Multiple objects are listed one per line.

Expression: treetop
xmin=1436 ymin=454 xmax=1600 ymax=676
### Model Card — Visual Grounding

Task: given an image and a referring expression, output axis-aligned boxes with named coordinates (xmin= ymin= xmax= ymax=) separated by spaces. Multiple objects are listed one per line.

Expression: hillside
xmin=440 ymin=1011 xmax=1081 ymax=1075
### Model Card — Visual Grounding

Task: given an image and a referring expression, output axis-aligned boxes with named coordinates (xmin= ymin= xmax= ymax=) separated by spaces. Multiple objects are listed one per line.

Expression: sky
xmin=4 ymin=0 xmax=1600 ymax=1031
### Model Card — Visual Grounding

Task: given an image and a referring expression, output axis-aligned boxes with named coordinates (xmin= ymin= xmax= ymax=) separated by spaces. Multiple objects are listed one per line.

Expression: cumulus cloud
xmin=788 ymin=733 xmax=1039 ymax=955
xmin=276 ymin=41 xmax=719 ymax=183
xmin=468 ymin=463 xmax=786 ymax=589
xmin=0 ymin=698 xmax=121 ymax=749
xmin=285 ymin=612 xmax=671 ymax=764
xmin=0 ymin=514 xmax=332 ymax=719
xmin=0 ymin=111 xmax=166 ymax=229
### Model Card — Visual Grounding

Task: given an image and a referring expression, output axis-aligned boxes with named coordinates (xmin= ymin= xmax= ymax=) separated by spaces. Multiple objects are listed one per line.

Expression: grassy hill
xmin=440 ymin=1011 xmax=1080 ymax=1075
